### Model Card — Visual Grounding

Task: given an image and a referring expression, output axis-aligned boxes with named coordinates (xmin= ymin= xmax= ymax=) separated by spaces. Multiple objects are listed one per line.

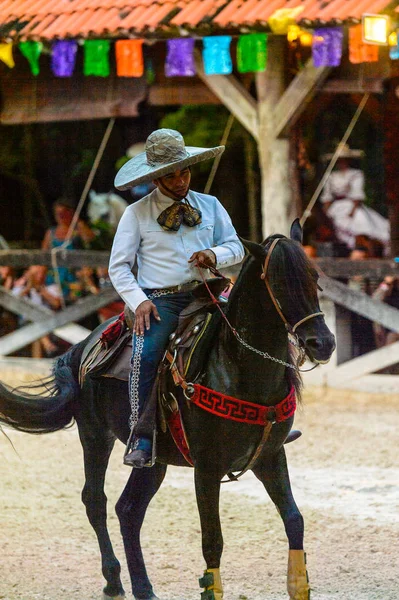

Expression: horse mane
xmin=224 ymin=234 xmax=319 ymax=404
xmin=265 ymin=234 xmax=318 ymax=306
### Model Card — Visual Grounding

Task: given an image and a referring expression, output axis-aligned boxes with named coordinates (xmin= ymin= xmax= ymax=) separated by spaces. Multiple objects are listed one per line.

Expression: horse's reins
xmin=196 ymin=238 xmax=324 ymax=371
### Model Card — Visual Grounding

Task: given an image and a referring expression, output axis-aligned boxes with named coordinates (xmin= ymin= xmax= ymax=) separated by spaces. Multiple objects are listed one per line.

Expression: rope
xmin=300 ymin=93 xmax=369 ymax=228
xmin=204 ymin=113 xmax=235 ymax=194
xmin=50 ymin=118 xmax=116 ymax=308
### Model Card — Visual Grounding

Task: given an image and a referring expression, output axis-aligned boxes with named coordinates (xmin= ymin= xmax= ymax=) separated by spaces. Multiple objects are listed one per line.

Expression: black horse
xmin=0 ymin=222 xmax=335 ymax=600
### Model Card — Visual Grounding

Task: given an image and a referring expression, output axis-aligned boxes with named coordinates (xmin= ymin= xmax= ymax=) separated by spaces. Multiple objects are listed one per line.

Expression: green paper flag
xmin=83 ymin=40 xmax=111 ymax=77
xmin=237 ymin=33 xmax=268 ymax=73
xmin=19 ymin=41 xmax=43 ymax=76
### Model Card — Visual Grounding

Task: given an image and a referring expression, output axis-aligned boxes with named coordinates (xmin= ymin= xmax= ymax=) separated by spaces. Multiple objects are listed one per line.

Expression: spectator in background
xmin=42 ymin=198 xmax=83 ymax=251
xmin=372 ymin=276 xmax=399 ymax=348
xmin=12 ymin=265 xmax=63 ymax=357
xmin=0 ymin=266 xmax=15 ymax=290
xmin=303 ymin=245 xmax=317 ymax=260
xmin=0 ymin=266 xmax=17 ymax=335
xmin=320 ymin=145 xmax=390 ymax=256
xmin=96 ymin=266 xmax=124 ymax=323
xmin=42 ymin=198 xmax=96 ymax=299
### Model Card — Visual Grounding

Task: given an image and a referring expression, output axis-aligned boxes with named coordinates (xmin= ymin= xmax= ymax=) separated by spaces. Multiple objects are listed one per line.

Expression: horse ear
xmin=239 ymin=237 xmax=266 ymax=260
xmin=290 ymin=218 xmax=303 ymax=244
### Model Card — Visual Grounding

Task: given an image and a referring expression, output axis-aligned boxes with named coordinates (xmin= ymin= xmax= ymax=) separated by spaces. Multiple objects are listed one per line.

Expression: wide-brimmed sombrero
xmin=322 ymin=143 xmax=365 ymax=161
xmin=114 ymin=128 xmax=225 ymax=190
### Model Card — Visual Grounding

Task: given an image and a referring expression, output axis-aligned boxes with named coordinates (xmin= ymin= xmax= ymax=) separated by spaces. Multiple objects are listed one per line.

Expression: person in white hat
xmin=109 ymin=128 xmax=244 ymax=467
xmin=320 ymin=144 xmax=390 ymax=253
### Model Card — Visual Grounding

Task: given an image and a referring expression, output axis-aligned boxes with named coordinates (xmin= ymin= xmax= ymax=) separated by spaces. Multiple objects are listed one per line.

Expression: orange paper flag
xmin=115 ymin=40 xmax=144 ymax=77
xmin=349 ymin=25 xmax=379 ymax=64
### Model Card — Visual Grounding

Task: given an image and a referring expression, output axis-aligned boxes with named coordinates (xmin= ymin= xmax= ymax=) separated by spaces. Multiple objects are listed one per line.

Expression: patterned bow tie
xmin=157 ymin=199 xmax=202 ymax=232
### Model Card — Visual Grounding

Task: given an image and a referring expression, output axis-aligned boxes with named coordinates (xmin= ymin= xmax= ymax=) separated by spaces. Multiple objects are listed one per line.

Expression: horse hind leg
xmin=116 ymin=463 xmax=167 ymax=600
xmin=79 ymin=428 xmax=125 ymax=600
xmin=252 ymin=448 xmax=310 ymax=600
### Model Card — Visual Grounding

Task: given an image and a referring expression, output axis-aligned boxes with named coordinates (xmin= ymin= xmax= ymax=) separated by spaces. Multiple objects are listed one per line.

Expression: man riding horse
xmin=109 ymin=128 xmax=244 ymax=468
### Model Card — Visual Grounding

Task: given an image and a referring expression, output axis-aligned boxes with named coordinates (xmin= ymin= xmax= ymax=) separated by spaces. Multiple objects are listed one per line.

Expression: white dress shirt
xmin=109 ymin=188 xmax=244 ymax=312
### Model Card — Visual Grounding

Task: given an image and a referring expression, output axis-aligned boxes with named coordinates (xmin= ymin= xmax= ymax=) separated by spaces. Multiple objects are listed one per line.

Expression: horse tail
xmin=0 ymin=342 xmax=84 ymax=434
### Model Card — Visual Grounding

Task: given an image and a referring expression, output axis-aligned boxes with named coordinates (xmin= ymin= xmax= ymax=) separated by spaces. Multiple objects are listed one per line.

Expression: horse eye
xmin=317 ymin=283 xmax=323 ymax=292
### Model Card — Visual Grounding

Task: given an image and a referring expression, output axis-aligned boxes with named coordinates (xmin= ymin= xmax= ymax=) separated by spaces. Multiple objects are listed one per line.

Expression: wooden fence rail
xmin=0 ymin=249 xmax=110 ymax=268
xmin=1 ymin=250 xmax=399 ymax=277
xmin=0 ymin=286 xmax=119 ymax=356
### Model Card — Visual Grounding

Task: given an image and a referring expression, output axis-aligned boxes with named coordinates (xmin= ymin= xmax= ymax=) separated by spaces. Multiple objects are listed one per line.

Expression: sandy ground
xmin=0 ymin=368 xmax=398 ymax=600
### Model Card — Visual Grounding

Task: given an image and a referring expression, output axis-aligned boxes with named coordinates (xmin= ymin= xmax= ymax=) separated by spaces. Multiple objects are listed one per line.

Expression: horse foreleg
xmin=195 ymin=468 xmax=224 ymax=600
xmin=79 ymin=430 xmax=125 ymax=600
xmin=253 ymin=448 xmax=310 ymax=600
xmin=115 ymin=463 xmax=167 ymax=600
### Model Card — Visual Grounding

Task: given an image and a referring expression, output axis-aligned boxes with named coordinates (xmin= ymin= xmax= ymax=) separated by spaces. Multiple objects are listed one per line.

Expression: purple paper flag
xmin=51 ymin=40 xmax=78 ymax=77
xmin=165 ymin=38 xmax=196 ymax=77
xmin=312 ymin=28 xmax=343 ymax=67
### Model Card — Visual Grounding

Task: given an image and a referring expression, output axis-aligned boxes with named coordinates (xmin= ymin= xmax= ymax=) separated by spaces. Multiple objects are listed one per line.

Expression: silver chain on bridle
xmin=233 ymin=330 xmax=301 ymax=370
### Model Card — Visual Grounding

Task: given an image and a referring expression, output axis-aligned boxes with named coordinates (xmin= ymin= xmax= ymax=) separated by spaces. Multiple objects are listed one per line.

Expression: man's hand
xmin=188 ymin=249 xmax=216 ymax=269
xmin=134 ymin=300 xmax=161 ymax=335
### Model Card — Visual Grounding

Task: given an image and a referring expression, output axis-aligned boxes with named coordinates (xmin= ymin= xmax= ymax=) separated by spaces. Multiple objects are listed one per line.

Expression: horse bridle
xmin=260 ymin=237 xmax=324 ymax=335
xmin=196 ymin=238 xmax=324 ymax=370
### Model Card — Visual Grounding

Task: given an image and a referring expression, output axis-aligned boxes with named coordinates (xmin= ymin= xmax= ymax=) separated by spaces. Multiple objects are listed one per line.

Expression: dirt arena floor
xmin=1 ymin=366 xmax=398 ymax=600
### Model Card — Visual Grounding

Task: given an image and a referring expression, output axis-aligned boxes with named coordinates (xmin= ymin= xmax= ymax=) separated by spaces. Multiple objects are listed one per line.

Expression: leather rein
xmin=197 ymin=237 xmax=324 ymax=372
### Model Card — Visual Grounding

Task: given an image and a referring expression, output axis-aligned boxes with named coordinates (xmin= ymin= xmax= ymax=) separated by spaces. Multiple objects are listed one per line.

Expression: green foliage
xmin=159 ymin=105 xmax=249 ymax=174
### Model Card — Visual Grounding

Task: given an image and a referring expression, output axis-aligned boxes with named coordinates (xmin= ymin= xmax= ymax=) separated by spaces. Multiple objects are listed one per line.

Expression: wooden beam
xmin=0 ymin=287 xmax=119 ymax=356
xmin=321 ymin=340 xmax=399 ymax=384
xmin=255 ymin=36 xmax=293 ymax=238
xmin=320 ymin=276 xmax=399 ymax=331
xmin=0 ymin=249 xmax=110 ymax=268
xmin=0 ymin=286 xmax=92 ymax=344
xmin=322 ymin=79 xmax=383 ymax=94
xmin=194 ymin=50 xmax=259 ymax=141
xmin=273 ymin=58 xmax=331 ymax=138
xmin=0 ymin=286 xmax=53 ymax=321
xmin=53 ymin=323 xmax=92 ymax=344
xmin=315 ymin=258 xmax=399 ymax=278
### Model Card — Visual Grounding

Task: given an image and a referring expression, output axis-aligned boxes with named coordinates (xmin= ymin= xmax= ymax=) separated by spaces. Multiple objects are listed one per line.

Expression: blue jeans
xmin=129 ymin=290 xmax=194 ymax=431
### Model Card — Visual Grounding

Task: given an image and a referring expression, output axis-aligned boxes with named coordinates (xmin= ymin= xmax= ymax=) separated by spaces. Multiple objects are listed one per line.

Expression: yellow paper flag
xmin=0 ymin=42 xmax=15 ymax=68
xmin=268 ymin=7 xmax=304 ymax=35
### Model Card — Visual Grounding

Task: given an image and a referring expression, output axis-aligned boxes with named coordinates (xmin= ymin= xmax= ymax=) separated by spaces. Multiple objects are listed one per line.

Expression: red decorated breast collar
xmin=189 ymin=383 xmax=296 ymax=425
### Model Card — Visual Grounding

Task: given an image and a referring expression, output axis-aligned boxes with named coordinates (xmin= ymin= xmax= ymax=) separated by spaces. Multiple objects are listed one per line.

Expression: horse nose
xmin=306 ymin=333 xmax=336 ymax=359
xmin=306 ymin=337 xmax=324 ymax=353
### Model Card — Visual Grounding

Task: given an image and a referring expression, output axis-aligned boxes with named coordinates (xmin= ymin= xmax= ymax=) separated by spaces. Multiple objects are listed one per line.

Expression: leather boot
xmin=123 ymin=436 xmax=152 ymax=468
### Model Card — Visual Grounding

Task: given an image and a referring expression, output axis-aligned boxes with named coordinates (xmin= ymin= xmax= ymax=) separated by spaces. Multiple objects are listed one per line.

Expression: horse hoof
xmin=103 ymin=593 xmax=125 ymax=600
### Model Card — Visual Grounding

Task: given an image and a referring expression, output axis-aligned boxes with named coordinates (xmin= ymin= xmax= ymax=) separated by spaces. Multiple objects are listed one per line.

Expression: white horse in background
xmin=87 ymin=190 xmax=129 ymax=230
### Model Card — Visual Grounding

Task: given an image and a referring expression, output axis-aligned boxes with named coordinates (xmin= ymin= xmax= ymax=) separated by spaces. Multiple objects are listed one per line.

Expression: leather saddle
xmin=79 ymin=277 xmax=230 ymax=386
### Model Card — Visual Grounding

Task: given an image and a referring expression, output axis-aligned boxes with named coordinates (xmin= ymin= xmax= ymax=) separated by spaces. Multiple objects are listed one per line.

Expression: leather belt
xmin=150 ymin=280 xmax=201 ymax=294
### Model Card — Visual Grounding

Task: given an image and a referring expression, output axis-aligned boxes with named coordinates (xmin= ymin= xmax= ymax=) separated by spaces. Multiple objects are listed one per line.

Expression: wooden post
xmin=243 ymin=133 xmax=260 ymax=241
xmin=255 ymin=37 xmax=293 ymax=238
xmin=384 ymin=76 xmax=399 ymax=257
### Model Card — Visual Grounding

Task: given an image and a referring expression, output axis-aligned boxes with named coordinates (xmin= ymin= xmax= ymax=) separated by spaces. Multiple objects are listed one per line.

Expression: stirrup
xmin=123 ymin=429 xmax=157 ymax=468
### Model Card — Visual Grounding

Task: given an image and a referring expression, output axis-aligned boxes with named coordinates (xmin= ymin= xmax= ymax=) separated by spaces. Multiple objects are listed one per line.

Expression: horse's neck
xmin=207 ymin=278 xmax=290 ymax=404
